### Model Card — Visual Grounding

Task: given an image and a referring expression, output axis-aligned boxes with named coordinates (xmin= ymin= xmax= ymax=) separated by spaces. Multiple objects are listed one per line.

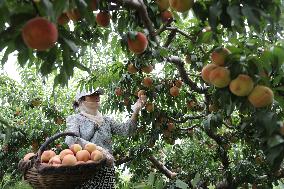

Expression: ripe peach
xmin=115 ymin=88 xmax=122 ymax=96
xmin=141 ymin=65 xmax=153 ymax=73
xmin=84 ymin=143 xmax=97 ymax=153
xmin=211 ymin=47 xmax=231 ymax=66
xmin=124 ymin=98 xmax=130 ymax=106
xmin=57 ymin=13 xmax=69 ymax=25
xmin=161 ymin=10 xmax=173 ymax=23
xmin=209 ymin=67 xmax=231 ymax=88
xmin=59 ymin=149 xmax=74 ymax=160
xmin=187 ymin=100 xmax=196 ymax=109
xmin=170 ymin=86 xmax=180 ymax=97
xmin=229 ymin=74 xmax=254 ymax=96
xmin=48 ymin=155 xmax=61 ymax=165
xmin=175 ymin=80 xmax=182 ymax=88
xmin=22 ymin=17 xmax=58 ymax=51
xmin=156 ymin=0 xmax=169 ymax=11
xmin=146 ymin=103 xmax=154 ymax=112
xmin=76 ymin=150 xmax=91 ymax=162
xmin=201 ymin=64 xmax=218 ymax=84
xmin=70 ymin=144 xmax=82 ymax=154
xmin=96 ymin=11 xmax=111 ymax=27
xmin=127 ymin=32 xmax=148 ymax=54
xmin=23 ymin=153 xmax=35 ymax=161
xmin=169 ymin=0 xmax=194 ymax=12
xmin=90 ymin=150 xmax=104 ymax=161
xmin=66 ymin=9 xmax=81 ymax=22
xmin=62 ymin=154 xmax=77 ymax=166
xmin=143 ymin=77 xmax=153 ymax=87
xmin=76 ymin=161 xmax=85 ymax=165
xmin=127 ymin=63 xmax=138 ymax=74
xmin=167 ymin=122 xmax=175 ymax=131
xmin=41 ymin=150 xmax=56 ymax=163
xmin=90 ymin=0 xmax=98 ymax=10
xmin=248 ymin=85 xmax=274 ymax=108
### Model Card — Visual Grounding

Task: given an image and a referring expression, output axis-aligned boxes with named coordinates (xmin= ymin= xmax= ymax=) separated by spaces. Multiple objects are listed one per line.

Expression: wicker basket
xmin=18 ymin=132 xmax=107 ymax=189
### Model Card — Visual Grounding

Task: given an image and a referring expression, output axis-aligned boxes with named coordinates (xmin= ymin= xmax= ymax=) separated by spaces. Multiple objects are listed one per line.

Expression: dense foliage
xmin=0 ymin=0 xmax=284 ymax=188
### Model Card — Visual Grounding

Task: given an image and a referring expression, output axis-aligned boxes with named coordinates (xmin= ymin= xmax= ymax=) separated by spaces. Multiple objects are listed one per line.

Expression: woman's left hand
xmin=132 ymin=95 xmax=147 ymax=113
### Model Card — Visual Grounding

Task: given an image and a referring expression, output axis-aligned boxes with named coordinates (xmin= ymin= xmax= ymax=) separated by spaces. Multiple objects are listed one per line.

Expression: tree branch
xmin=111 ymin=0 xmax=158 ymax=43
xmin=163 ymin=30 xmax=176 ymax=47
xmin=165 ymin=27 xmax=193 ymax=40
xmin=147 ymin=155 xmax=177 ymax=179
xmin=115 ymin=156 xmax=133 ymax=166
xmin=155 ymin=18 xmax=174 ymax=36
xmin=168 ymin=114 xmax=205 ymax=124
xmin=167 ymin=56 xmax=207 ymax=94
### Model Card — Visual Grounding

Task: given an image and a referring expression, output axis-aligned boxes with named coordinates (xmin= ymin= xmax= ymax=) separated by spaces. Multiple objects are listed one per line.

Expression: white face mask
xmin=79 ymin=100 xmax=100 ymax=115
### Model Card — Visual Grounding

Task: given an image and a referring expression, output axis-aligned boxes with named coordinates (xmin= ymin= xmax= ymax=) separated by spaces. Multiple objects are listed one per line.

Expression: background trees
xmin=0 ymin=0 xmax=284 ymax=188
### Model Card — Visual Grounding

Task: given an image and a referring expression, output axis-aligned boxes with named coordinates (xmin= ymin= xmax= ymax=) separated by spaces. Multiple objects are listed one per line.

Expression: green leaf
xmin=62 ymin=37 xmax=79 ymax=52
xmin=209 ymin=2 xmax=222 ymax=31
xmin=147 ymin=172 xmax=155 ymax=186
xmin=227 ymin=5 xmax=243 ymax=28
xmin=53 ymin=0 xmax=69 ymax=19
xmin=191 ymin=173 xmax=200 ymax=188
xmin=176 ymin=179 xmax=189 ymax=189
xmin=241 ymin=4 xmax=260 ymax=30
xmin=1 ymin=43 xmax=15 ymax=66
xmin=41 ymin=0 xmax=55 ymax=22
xmin=267 ymin=135 xmax=284 ymax=148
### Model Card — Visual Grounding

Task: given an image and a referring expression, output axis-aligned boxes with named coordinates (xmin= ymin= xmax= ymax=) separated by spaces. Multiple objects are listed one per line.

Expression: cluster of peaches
xmin=23 ymin=143 xmax=104 ymax=166
xmin=201 ymin=47 xmax=274 ymax=108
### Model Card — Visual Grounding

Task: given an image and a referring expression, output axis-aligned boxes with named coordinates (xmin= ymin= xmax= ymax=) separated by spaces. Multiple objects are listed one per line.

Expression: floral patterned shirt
xmin=65 ymin=113 xmax=136 ymax=154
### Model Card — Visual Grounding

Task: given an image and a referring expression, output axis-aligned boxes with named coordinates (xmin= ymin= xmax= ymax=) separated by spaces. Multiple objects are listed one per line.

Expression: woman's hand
xmin=132 ymin=95 xmax=147 ymax=114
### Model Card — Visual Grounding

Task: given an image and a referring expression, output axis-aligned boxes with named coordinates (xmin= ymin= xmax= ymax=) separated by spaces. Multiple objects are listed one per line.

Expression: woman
xmin=65 ymin=88 xmax=145 ymax=189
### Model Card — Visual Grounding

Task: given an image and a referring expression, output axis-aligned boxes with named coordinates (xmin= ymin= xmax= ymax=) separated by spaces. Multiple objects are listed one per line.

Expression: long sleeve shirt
xmin=65 ymin=113 xmax=136 ymax=154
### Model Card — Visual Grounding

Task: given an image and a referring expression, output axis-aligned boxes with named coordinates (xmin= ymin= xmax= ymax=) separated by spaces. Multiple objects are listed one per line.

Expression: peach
xmin=167 ymin=122 xmax=175 ymax=131
xmin=57 ymin=13 xmax=69 ymax=25
xmin=146 ymin=103 xmax=154 ymax=112
xmin=66 ymin=9 xmax=81 ymax=22
xmin=248 ymin=85 xmax=274 ymax=108
xmin=209 ymin=67 xmax=231 ymax=88
xmin=48 ymin=155 xmax=61 ymax=165
xmin=70 ymin=144 xmax=82 ymax=154
xmin=141 ymin=65 xmax=153 ymax=73
xmin=90 ymin=0 xmax=98 ymax=10
xmin=169 ymin=0 xmax=194 ymax=12
xmin=201 ymin=64 xmax=219 ymax=84
xmin=76 ymin=161 xmax=86 ymax=165
xmin=59 ymin=149 xmax=74 ymax=160
xmin=62 ymin=154 xmax=77 ymax=166
xmin=22 ymin=17 xmax=58 ymax=51
xmin=156 ymin=0 xmax=169 ymax=11
xmin=115 ymin=88 xmax=122 ymax=96
xmin=143 ymin=77 xmax=153 ymax=87
xmin=175 ymin=80 xmax=182 ymax=88
xmin=23 ymin=153 xmax=35 ymax=161
xmin=170 ymin=86 xmax=179 ymax=97
xmin=96 ymin=12 xmax=111 ymax=27
xmin=76 ymin=150 xmax=91 ymax=162
xmin=161 ymin=10 xmax=173 ymax=23
xmin=127 ymin=32 xmax=148 ymax=54
xmin=211 ymin=47 xmax=231 ymax=66
xmin=229 ymin=74 xmax=254 ymax=96
xmin=41 ymin=150 xmax=56 ymax=163
xmin=90 ymin=150 xmax=104 ymax=161
xmin=84 ymin=143 xmax=97 ymax=153
xmin=127 ymin=63 xmax=138 ymax=74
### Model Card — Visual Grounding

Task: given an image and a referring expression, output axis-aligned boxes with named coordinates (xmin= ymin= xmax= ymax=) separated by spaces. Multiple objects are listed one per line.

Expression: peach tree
xmin=0 ymin=0 xmax=284 ymax=188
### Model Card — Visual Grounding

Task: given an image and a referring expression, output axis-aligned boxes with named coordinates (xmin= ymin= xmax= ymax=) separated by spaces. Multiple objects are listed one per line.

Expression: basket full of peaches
xmin=18 ymin=132 xmax=113 ymax=189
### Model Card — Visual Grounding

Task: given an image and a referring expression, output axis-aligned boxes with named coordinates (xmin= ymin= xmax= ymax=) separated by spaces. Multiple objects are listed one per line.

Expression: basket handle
xmin=35 ymin=132 xmax=79 ymax=165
